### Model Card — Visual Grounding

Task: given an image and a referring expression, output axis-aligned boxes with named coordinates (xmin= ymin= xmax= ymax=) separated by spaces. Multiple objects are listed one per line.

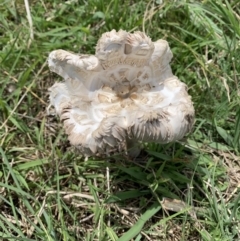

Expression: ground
xmin=0 ymin=0 xmax=240 ymax=240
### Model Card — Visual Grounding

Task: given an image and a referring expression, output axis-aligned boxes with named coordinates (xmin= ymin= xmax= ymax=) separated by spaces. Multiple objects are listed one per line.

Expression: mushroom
xmin=48 ymin=30 xmax=194 ymax=157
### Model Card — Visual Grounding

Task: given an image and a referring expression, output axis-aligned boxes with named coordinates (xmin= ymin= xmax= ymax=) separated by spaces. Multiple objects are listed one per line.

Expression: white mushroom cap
xmin=48 ymin=30 xmax=194 ymax=157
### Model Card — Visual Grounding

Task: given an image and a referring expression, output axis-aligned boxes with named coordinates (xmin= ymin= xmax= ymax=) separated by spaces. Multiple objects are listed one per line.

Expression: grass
xmin=0 ymin=0 xmax=240 ymax=240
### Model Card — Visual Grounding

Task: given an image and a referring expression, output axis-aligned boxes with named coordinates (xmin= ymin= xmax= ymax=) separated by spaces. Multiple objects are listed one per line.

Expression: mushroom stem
xmin=125 ymin=138 xmax=141 ymax=157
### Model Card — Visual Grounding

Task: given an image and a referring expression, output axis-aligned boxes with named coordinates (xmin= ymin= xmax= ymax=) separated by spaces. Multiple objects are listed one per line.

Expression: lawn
xmin=0 ymin=0 xmax=240 ymax=240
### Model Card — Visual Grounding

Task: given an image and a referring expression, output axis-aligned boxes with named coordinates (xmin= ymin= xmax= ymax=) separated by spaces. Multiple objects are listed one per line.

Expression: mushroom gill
xmin=48 ymin=29 xmax=194 ymax=157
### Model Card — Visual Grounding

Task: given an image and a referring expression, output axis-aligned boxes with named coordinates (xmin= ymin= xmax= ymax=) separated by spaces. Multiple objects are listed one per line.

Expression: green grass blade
xmin=118 ymin=202 xmax=161 ymax=241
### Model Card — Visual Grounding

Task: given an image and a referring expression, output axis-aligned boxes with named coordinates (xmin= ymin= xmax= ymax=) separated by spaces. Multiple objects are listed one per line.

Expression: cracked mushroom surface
xmin=48 ymin=30 xmax=194 ymax=157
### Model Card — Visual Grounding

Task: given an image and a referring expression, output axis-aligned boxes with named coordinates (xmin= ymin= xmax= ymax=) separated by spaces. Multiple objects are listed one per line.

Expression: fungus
xmin=48 ymin=30 xmax=194 ymax=157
